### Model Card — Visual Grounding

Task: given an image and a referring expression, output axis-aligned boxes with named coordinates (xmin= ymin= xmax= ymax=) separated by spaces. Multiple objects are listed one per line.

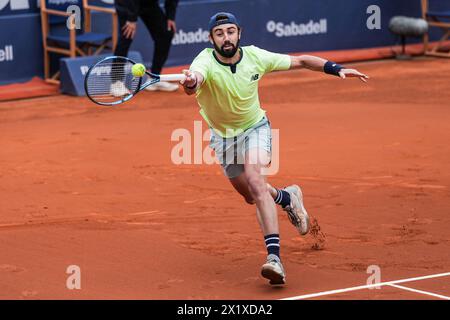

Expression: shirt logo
xmin=251 ymin=74 xmax=259 ymax=81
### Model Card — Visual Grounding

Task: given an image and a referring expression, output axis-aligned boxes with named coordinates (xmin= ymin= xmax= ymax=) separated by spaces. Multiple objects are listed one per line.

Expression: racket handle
xmin=159 ymin=74 xmax=186 ymax=82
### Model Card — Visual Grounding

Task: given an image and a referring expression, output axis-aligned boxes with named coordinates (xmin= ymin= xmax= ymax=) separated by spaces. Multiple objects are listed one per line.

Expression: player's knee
xmin=244 ymin=196 xmax=255 ymax=205
xmin=246 ymin=175 xmax=268 ymax=201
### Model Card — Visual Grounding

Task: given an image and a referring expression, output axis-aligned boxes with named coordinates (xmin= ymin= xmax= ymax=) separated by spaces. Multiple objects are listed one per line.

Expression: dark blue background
xmin=1 ymin=0 xmax=449 ymax=84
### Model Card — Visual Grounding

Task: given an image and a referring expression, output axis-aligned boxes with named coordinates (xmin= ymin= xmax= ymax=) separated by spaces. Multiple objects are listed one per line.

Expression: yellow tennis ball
xmin=132 ymin=63 xmax=146 ymax=77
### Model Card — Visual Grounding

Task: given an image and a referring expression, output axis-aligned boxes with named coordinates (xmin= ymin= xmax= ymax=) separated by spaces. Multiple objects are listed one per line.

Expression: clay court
xmin=1 ymin=57 xmax=449 ymax=299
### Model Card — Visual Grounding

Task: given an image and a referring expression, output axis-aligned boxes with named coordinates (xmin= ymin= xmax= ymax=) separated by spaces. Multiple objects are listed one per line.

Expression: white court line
xmin=280 ymin=271 xmax=450 ymax=300
xmin=387 ymin=284 xmax=450 ymax=300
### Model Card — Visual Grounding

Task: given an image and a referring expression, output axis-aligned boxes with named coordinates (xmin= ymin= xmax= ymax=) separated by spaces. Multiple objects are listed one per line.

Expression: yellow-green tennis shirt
xmin=189 ymin=45 xmax=291 ymax=138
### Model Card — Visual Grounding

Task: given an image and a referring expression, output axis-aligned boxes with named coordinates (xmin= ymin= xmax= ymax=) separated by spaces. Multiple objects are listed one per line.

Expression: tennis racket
xmin=84 ymin=56 xmax=186 ymax=106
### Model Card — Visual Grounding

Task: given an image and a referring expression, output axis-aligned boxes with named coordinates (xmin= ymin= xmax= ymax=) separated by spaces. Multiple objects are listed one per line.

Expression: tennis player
xmin=181 ymin=12 xmax=369 ymax=285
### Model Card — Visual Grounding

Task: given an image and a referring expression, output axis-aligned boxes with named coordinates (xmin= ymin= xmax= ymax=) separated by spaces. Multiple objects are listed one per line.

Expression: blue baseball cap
xmin=208 ymin=12 xmax=240 ymax=32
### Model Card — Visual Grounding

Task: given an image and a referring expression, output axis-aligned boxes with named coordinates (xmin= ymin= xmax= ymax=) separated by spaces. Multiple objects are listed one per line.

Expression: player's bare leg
xmin=229 ymin=175 xmax=269 ymax=232
xmin=229 ymin=174 xmax=255 ymax=204
xmin=241 ymin=148 xmax=284 ymax=284
xmin=225 ymin=148 xmax=310 ymax=285
xmin=243 ymin=149 xmax=278 ymax=235
xmin=229 ymin=172 xmax=310 ymax=235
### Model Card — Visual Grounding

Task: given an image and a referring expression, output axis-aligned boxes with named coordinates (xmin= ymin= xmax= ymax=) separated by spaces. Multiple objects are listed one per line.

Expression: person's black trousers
xmin=114 ymin=3 xmax=174 ymax=75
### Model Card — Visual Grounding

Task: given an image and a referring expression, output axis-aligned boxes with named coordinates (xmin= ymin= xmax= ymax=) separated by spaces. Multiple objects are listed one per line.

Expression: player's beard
xmin=214 ymin=39 xmax=240 ymax=58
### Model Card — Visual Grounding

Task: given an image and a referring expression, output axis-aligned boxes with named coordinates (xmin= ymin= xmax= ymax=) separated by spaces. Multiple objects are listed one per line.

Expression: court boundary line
xmin=387 ymin=284 xmax=450 ymax=300
xmin=280 ymin=271 xmax=450 ymax=300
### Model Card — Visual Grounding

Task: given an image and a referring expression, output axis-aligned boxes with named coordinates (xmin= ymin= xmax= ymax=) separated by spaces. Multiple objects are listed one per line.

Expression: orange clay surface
xmin=0 ymin=58 xmax=449 ymax=299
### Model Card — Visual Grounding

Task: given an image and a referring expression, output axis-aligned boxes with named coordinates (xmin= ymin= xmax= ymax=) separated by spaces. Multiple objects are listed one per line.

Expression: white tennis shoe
xmin=145 ymin=81 xmax=179 ymax=92
xmin=261 ymin=254 xmax=286 ymax=285
xmin=283 ymin=185 xmax=310 ymax=235
xmin=110 ymin=81 xmax=130 ymax=97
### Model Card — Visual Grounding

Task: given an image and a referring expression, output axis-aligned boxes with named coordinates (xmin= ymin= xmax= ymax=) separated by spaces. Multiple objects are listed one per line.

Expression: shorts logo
xmin=251 ymin=74 xmax=259 ymax=81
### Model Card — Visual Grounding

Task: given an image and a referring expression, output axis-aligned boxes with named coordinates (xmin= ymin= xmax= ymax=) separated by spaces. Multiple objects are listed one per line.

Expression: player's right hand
xmin=181 ymin=69 xmax=197 ymax=88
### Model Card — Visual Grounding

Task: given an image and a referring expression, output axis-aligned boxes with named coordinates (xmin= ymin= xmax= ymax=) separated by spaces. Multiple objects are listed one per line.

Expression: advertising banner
xmin=1 ymin=0 xmax=447 ymax=85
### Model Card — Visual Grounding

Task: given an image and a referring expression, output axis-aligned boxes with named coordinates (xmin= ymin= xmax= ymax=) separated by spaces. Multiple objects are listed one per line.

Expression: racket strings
xmin=85 ymin=59 xmax=143 ymax=104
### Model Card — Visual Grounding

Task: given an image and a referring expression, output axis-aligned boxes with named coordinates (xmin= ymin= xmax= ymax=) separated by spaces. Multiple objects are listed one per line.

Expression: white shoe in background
xmin=145 ymin=81 xmax=179 ymax=92
xmin=110 ymin=81 xmax=130 ymax=97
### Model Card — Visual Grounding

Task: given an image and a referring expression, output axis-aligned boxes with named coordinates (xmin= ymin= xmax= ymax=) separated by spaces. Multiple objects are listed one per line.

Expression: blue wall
xmin=1 ymin=0 xmax=449 ymax=84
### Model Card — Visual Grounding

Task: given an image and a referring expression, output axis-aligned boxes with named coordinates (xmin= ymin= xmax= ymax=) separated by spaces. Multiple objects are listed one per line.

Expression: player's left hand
xmin=339 ymin=69 xmax=369 ymax=83
xmin=167 ymin=20 xmax=177 ymax=33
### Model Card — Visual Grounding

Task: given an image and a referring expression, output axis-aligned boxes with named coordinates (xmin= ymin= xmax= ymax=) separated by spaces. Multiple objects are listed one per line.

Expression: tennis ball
xmin=132 ymin=63 xmax=146 ymax=77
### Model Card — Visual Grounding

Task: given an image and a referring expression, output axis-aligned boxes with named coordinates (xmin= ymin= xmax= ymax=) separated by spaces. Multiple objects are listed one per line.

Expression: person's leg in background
xmin=114 ymin=16 xmax=134 ymax=57
xmin=140 ymin=3 xmax=178 ymax=92
xmin=110 ymin=15 xmax=135 ymax=96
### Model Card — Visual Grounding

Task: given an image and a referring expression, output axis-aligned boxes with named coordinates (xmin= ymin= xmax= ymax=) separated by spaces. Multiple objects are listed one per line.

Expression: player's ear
xmin=208 ymin=34 xmax=214 ymax=45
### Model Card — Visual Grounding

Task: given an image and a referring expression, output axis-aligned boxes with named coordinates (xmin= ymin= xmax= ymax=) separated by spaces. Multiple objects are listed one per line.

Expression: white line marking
xmin=280 ymin=272 xmax=450 ymax=300
xmin=387 ymin=284 xmax=450 ymax=300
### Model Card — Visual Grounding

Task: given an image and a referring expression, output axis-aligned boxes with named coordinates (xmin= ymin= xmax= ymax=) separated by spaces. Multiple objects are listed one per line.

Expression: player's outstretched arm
xmin=290 ymin=55 xmax=369 ymax=82
xmin=180 ymin=70 xmax=204 ymax=95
